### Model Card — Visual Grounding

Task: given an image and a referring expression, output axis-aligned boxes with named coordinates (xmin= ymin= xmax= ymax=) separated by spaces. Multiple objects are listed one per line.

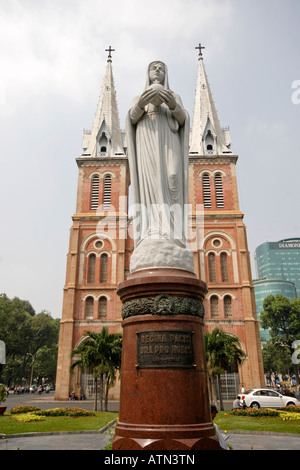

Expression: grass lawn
xmin=215 ymin=411 xmax=300 ymax=435
xmin=0 ymin=411 xmax=118 ymax=435
xmin=1 ymin=410 xmax=299 ymax=437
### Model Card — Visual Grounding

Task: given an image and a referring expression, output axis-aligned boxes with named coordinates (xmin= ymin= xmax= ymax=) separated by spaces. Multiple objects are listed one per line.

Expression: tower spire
xmin=83 ymin=48 xmax=124 ymax=158
xmin=190 ymin=45 xmax=231 ymax=156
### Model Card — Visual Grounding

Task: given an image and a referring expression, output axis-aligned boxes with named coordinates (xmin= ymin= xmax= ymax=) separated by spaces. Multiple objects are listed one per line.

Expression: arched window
xmin=88 ymin=254 xmax=96 ymax=283
xmin=98 ymin=297 xmax=107 ymax=318
xmin=100 ymin=253 xmax=108 ymax=283
xmin=210 ymin=296 xmax=219 ymax=317
xmin=215 ymin=173 xmax=224 ymax=208
xmin=208 ymin=253 xmax=216 ymax=282
xmin=85 ymin=297 xmax=94 ymax=319
xmin=98 ymin=132 xmax=108 ymax=156
xmin=205 ymin=131 xmax=214 ymax=154
xmin=220 ymin=252 xmax=229 ymax=282
xmin=90 ymin=175 xmax=100 ymax=210
xmin=202 ymin=173 xmax=211 ymax=208
xmin=224 ymin=296 xmax=232 ymax=317
xmin=103 ymin=175 xmax=112 ymax=210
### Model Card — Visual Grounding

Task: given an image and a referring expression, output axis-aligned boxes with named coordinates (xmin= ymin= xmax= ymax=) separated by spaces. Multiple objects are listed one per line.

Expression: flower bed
xmin=10 ymin=406 xmax=95 ymax=418
xmin=10 ymin=405 xmax=42 ymax=415
xmin=11 ymin=413 xmax=45 ymax=423
xmin=280 ymin=406 xmax=300 ymax=413
xmin=35 ymin=407 xmax=95 ymax=417
xmin=230 ymin=408 xmax=279 ymax=417
xmin=230 ymin=407 xmax=300 ymax=421
xmin=279 ymin=411 xmax=300 ymax=421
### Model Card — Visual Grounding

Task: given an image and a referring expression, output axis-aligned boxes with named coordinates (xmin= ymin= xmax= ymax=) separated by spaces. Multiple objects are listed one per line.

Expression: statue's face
xmin=149 ymin=62 xmax=165 ymax=84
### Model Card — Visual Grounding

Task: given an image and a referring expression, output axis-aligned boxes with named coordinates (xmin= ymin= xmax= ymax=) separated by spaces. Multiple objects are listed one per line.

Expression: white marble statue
xmin=126 ymin=61 xmax=194 ymax=273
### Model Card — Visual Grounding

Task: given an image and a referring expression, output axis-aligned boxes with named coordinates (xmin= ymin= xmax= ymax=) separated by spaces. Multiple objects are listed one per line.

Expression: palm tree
xmin=70 ymin=328 xmax=122 ymax=411
xmin=204 ymin=328 xmax=246 ymax=410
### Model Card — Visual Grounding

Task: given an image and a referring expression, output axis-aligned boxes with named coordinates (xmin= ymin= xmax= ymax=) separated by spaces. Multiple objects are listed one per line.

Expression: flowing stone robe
xmin=126 ymin=62 xmax=194 ymax=273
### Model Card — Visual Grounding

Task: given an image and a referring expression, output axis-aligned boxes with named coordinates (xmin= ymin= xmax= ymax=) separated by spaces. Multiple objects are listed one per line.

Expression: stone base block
xmin=113 ymin=423 xmax=220 ymax=450
xmin=112 ymin=268 xmax=221 ymax=451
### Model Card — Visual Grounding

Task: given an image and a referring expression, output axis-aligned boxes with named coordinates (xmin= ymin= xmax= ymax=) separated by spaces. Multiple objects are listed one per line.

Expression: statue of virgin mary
xmin=126 ymin=61 xmax=194 ymax=273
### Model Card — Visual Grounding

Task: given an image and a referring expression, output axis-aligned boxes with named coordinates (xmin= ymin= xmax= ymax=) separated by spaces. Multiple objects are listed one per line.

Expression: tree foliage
xmin=260 ymin=295 xmax=300 ymax=384
xmin=71 ymin=328 xmax=122 ymax=411
xmin=204 ymin=328 xmax=246 ymax=410
xmin=0 ymin=293 xmax=59 ymax=386
xmin=262 ymin=340 xmax=293 ymax=379
xmin=261 ymin=295 xmax=300 ymax=347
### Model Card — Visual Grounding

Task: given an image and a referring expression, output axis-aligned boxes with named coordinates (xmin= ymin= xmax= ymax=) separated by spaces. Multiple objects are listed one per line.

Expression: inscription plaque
xmin=136 ymin=330 xmax=195 ymax=368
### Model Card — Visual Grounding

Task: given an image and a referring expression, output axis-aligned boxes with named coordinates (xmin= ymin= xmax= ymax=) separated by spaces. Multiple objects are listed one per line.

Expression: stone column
xmin=112 ymin=268 xmax=221 ymax=450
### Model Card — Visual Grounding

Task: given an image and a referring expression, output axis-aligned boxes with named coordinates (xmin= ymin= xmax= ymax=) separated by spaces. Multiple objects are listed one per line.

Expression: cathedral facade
xmin=55 ymin=50 xmax=265 ymax=401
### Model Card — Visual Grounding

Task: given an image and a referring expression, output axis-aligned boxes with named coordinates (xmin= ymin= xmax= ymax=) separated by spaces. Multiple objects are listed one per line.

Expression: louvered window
xmin=103 ymin=175 xmax=112 ymax=210
xmin=211 ymin=296 xmax=219 ymax=317
xmin=208 ymin=253 xmax=216 ymax=282
xmin=215 ymin=173 xmax=224 ymax=208
xmin=100 ymin=254 xmax=108 ymax=283
xmin=202 ymin=174 xmax=211 ymax=208
xmin=98 ymin=297 xmax=107 ymax=318
xmin=85 ymin=297 xmax=94 ymax=319
xmin=221 ymin=253 xmax=229 ymax=282
xmin=88 ymin=254 xmax=96 ymax=283
xmin=90 ymin=175 xmax=100 ymax=210
xmin=224 ymin=296 xmax=232 ymax=317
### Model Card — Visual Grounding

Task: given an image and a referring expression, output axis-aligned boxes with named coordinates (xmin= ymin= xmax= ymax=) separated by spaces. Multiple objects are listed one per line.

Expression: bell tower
xmin=189 ymin=45 xmax=265 ymax=389
xmin=55 ymin=50 xmax=130 ymax=400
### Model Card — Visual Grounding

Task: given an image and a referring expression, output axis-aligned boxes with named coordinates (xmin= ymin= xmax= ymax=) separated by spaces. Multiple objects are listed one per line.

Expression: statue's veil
xmin=145 ymin=61 xmax=170 ymax=90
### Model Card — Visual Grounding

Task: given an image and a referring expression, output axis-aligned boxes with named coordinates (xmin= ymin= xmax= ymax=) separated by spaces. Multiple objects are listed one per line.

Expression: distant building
xmin=253 ymin=278 xmax=297 ymax=341
xmin=254 ymin=239 xmax=300 ymax=296
xmin=254 ymin=238 xmax=300 ymax=340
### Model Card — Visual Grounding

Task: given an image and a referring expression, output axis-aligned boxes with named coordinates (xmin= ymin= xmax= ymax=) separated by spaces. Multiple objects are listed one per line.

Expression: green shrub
xmin=10 ymin=405 xmax=42 ymax=415
xmin=0 ymin=385 xmax=7 ymax=404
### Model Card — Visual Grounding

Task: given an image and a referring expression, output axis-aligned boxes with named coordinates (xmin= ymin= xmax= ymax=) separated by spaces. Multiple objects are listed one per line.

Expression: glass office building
xmin=254 ymin=238 xmax=300 ymax=340
xmin=254 ymin=238 xmax=300 ymax=297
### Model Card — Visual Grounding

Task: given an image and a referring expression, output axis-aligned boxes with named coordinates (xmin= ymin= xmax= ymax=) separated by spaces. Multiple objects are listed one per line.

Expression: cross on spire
xmin=195 ymin=43 xmax=205 ymax=59
xmin=105 ymin=46 xmax=115 ymax=61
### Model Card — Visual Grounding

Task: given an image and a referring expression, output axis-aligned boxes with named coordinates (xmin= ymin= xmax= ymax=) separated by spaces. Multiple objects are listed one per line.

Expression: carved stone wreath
xmin=122 ymin=294 xmax=204 ymax=320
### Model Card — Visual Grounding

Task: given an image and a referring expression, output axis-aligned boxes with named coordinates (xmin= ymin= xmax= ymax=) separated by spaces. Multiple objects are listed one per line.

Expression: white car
xmin=238 ymin=388 xmax=300 ymax=409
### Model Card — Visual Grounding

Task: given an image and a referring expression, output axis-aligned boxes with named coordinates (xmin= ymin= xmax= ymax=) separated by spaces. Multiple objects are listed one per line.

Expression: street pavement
xmin=1 ymin=392 xmax=299 ymax=451
xmin=1 ymin=429 xmax=300 ymax=451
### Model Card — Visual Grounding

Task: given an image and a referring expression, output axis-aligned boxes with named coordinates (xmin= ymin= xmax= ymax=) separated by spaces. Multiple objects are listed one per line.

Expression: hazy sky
xmin=0 ymin=0 xmax=299 ymax=318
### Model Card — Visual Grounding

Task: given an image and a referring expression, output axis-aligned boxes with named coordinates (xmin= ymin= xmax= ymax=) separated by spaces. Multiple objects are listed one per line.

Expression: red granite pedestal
xmin=112 ymin=268 xmax=221 ymax=450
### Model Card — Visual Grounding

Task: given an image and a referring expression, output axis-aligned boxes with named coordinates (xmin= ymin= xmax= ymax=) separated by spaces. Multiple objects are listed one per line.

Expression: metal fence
xmin=214 ymin=372 xmax=240 ymax=399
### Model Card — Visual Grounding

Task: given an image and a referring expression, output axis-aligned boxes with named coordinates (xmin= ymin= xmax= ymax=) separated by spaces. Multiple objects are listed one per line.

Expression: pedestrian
xmin=211 ymin=404 xmax=229 ymax=450
xmin=232 ymin=396 xmax=241 ymax=410
xmin=241 ymin=384 xmax=245 ymax=393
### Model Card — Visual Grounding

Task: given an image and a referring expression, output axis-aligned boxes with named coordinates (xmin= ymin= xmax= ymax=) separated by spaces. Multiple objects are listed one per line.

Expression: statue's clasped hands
xmin=159 ymin=89 xmax=177 ymax=110
xmin=138 ymin=87 xmax=177 ymax=111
